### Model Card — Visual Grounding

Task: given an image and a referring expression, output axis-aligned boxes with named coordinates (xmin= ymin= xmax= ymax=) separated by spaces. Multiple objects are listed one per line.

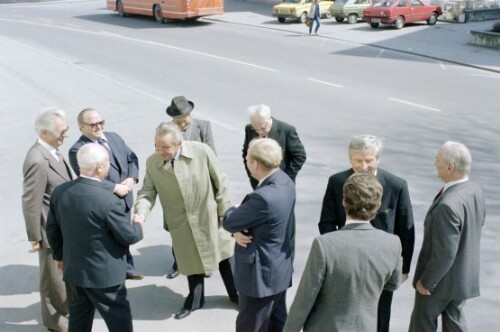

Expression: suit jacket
xmin=184 ymin=118 xmax=216 ymax=154
xmin=284 ymin=223 xmax=402 ymax=332
xmin=68 ymin=131 xmax=139 ymax=210
xmin=134 ymin=141 xmax=233 ymax=275
xmin=46 ymin=177 xmax=143 ymax=288
xmin=242 ymin=117 xmax=306 ymax=189
xmin=318 ymin=168 xmax=415 ymax=273
xmin=413 ymin=181 xmax=485 ymax=299
xmin=223 ymin=169 xmax=295 ymax=298
xmin=22 ymin=142 xmax=74 ymax=248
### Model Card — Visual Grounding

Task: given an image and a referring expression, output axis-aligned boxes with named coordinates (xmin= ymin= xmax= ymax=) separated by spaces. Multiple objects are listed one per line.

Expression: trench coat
xmin=134 ymin=141 xmax=234 ymax=275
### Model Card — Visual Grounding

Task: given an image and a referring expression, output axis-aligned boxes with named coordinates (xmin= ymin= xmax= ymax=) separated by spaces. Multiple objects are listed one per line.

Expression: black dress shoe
xmin=126 ymin=271 xmax=144 ymax=280
xmin=174 ymin=307 xmax=191 ymax=319
xmin=166 ymin=270 xmax=179 ymax=279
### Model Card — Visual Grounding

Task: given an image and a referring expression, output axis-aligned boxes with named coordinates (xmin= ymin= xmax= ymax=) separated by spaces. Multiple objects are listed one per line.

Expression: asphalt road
xmin=1 ymin=0 xmax=499 ymax=331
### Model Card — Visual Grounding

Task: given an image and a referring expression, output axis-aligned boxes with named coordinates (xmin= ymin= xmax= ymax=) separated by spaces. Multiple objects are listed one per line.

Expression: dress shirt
xmin=37 ymin=138 xmax=59 ymax=161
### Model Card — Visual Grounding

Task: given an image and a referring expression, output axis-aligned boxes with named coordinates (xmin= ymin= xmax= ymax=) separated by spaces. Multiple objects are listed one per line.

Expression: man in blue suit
xmin=47 ymin=143 xmax=144 ymax=332
xmin=68 ymin=108 xmax=143 ymax=280
xmin=318 ymin=135 xmax=414 ymax=332
xmin=224 ymin=138 xmax=295 ymax=332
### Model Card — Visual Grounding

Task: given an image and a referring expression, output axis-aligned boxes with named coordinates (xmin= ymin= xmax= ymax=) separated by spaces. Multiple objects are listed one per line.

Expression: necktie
xmin=170 ymin=159 xmax=175 ymax=168
xmin=55 ymin=150 xmax=63 ymax=163
xmin=98 ymin=138 xmax=111 ymax=153
xmin=434 ymin=187 xmax=444 ymax=201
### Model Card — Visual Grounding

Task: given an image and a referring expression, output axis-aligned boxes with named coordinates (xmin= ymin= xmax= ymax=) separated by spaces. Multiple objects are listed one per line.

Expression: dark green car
xmin=330 ymin=0 xmax=373 ymax=23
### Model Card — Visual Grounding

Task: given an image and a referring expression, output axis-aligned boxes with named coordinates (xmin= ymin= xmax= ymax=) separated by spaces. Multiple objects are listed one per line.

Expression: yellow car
xmin=273 ymin=0 xmax=334 ymax=23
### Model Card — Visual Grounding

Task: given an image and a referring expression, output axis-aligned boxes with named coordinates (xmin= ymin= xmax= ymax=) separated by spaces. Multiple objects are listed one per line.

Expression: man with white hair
xmin=409 ymin=141 xmax=486 ymax=332
xmin=47 ymin=143 xmax=144 ymax=332
xmin=242 ymin=104 xmax=306 ymax=263
xmin=22 ymin=109 xmax=73 ymax=331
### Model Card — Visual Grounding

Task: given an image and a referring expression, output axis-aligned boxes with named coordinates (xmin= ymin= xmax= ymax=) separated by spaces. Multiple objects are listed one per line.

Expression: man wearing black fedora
xmin=165 ymin=96 xmax=217 ymax=279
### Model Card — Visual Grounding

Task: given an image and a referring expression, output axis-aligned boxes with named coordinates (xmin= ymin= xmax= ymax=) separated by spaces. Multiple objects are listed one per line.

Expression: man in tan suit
xmin=22 ymin=109 xmax=74 ymax=331
xmin=134 ymin=122 xmax=237 ymax=320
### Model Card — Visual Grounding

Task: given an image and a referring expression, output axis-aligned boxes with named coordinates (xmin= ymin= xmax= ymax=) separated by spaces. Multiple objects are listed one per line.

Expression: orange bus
xmin=106 ymin=0 xmax=224 ymax=22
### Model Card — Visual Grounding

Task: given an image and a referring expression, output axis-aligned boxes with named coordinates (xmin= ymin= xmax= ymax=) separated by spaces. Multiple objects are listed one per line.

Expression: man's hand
xmin=233 ymin=231 xmax=252 ymax=248
xmin=29 ymin=241 xmax=41 ymax=253
xmin=121 ymin=178 xmax=135 ymax=190
xmin=55 ymin=260 xmax=64 ymax=271
xmin=416 ymin=280 xmax=431 ymax=296
xmin=402 ymin=273 xmax=409 ymax=283
xmin=114 ymin=184 xmax=130 ymax=197
xmin=133 ymin=214 xmax=145 ymax=228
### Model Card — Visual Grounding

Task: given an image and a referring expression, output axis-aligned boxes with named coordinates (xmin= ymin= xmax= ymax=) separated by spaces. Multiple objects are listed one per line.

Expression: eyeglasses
xmin=82 ymin=120 xmax=105 ymax=128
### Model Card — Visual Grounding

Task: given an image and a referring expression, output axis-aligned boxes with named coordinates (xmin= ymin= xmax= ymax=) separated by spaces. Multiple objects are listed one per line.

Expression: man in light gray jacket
xmin=284 ymin=172 xmax=402 ymax=332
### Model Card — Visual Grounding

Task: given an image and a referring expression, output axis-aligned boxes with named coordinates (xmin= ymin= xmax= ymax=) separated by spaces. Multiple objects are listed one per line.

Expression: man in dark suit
xmin=318 ymin=134 xmax=414 ymax=332
xmin=22 ymin=109 xmax=72 ymax=332
xmin=242 ymin=104 xmax=306 ymax=263
xmin=409 ymin=141 xmax=486 ymax=332
xmin=284 ymin=173 xmax=402 ymax=332
xmin=47 ymin=143 xmax=144 ymax=332
xmin=224 ymin=138 xmax=295 ymax=332
xmin=68 ymin=108 xmax=142 ymax=280
xmin=165 ymin=96 xmax=217 ymax=279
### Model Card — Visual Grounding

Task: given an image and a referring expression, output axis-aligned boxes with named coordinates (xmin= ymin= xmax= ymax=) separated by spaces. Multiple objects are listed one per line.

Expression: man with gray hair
xmin=285 ymin=172 xmax=402 ymax=331
xmin=224 ymin=138 xmax=295 ymax=332
xmin=242 ymin=104 xmax=306 ymax=263
xmin=409 ymin=141 xmax=486 ymax=332
xmin=47 ymin=143 xmax=144 ymax=332
xmin=134 ymin=122 xmax=237 ymax=319
xmin=22 ymin=108 xmax=73 ymax=331
xmin=318 ymin=134 xmax=414 ymax=332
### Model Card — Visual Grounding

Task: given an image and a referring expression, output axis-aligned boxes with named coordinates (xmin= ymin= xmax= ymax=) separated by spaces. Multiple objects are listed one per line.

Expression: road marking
xmin=377 ymin=49 xmax=385 ymax=58
xmin=307 ymin=78 xmax=343 ymax=88
xmin=100 ymin=30 xmax=122 ymax=37
xmin=388 ymin=97 xmax=441 ymax=112
xmin=0 ymin=18 xmax=278 ymax=73
xmin=66 ymin=23 xmax=82 ymax=28
xmin=37 ymin=17 xmax=52 ymax=22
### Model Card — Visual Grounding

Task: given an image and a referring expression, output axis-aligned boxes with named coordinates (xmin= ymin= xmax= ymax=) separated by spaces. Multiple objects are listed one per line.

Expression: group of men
xmin=22 ymin=96 xmax=485 ymax=332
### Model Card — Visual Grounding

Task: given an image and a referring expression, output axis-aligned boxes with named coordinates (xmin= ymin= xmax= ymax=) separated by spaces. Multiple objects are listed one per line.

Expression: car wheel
xmin=300 ymin=12 xmax=308 ymax=23
xmin=278 ymin=17 xmax=286 ymax=23
xmin=117 ymin=0 xmax=125 ymax=17
xmin=335 ymin=16 xmax=344 ymax=23
xmin=347 ymin=13 xmax=357 ymax=24
xmin=427 ymin=12 xmax=438 ymax=25
xmin=370 ymin=22 xmax=379 ymax=28
xmin=394 ymin=16 xmax=404 ymax=29
xmin=153 ymin=5 xmax=164 ymax=24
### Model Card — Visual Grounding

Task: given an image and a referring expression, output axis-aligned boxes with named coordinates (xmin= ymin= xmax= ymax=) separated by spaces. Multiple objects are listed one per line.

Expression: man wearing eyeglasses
xmin=68 ymin=108 xmax=143 ymax=280
xmin=241 ymin=104 xmax=306 ymax=262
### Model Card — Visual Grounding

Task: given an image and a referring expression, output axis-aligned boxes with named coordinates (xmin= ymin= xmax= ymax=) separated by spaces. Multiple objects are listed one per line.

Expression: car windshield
xmin=372 ymin=0 xmax=396 ymax=6
xmin=281 ymin=0 xmax=302 ymax=3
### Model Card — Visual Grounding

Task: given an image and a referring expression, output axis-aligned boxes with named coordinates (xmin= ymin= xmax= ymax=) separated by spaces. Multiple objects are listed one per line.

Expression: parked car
xmin=363 ymin=0 xmax=442 ymax=29
xmin=273 ymin=0 xmax=334 ymax=23
xmin=330 ymin=0 xmax=373 ymax=24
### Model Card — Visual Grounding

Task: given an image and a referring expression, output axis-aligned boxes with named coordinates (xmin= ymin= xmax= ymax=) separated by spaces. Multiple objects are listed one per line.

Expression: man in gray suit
xmin=284 ymin=172 xmax=402 ymax=332
xmin=165 ymin=95 xmax=217 ymax=278
xmin=409 ymin=141 xmax=486 ymax=332
xmin=22 ymin=109 xmax=73 ymax=331
xmin=223 ymin=138 xmax=295 ymax=332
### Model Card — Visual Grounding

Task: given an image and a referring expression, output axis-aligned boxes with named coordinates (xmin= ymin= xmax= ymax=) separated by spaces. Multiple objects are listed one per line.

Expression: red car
xmin=363 ymin=0 xmax=442 ymax=29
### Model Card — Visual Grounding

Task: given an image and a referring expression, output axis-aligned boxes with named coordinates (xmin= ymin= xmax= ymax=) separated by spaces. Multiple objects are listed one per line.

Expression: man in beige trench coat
xmin=134 ymin=122 xmax=238 ymax=320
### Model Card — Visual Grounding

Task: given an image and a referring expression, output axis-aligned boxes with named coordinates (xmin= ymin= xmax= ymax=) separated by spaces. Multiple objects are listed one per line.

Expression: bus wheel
xmin=153 ymin=5 xmax=164 ymax=24
xmin=117 ymin=0 xmax=125 ymax=17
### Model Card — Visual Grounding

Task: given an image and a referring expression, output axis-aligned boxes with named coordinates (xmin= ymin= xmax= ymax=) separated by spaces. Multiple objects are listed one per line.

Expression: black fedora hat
xmin=166 ymin=96 xmax=194 ymax=117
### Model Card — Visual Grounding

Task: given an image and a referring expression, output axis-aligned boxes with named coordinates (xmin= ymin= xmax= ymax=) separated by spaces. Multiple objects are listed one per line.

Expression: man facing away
xmin=46 ymin=143 xmax=144 ymax=332
xmin=409 ymin=141 xmax=486 ymax=332
xmin=22 ymin=109 xmax=72 ymax=332
xmin=164 ymin=95 xmax=217 ymax=279
xmin=318 ymin=134 xmax=414 ymax=332
xmin=284 ymin=172 xmax=402 ymax=332
xmin=134 ymin=122 xmax=237 ymax=320
xmin=224 ymin=138 xmax=295 ymax=332
xmin=242 ymin=104 xmax=306 ymax=262
xmin=68 ymin=108 xmax=143 ymax=280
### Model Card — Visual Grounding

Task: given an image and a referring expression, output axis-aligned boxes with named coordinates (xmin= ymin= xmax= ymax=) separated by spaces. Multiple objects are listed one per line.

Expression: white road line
xmin=100 ymin=30 xmax=122 ymax=37
xmin=66 ymin=23 xmax=82 ymax=28
xmin=377 ymin=49 xmax=385 ymax=58
xmin=307 ymin=78 xmax=343 ymax=88
xmin=438 ymin=61 xmax=447 ymax=70
xmin=0 ymin=18 xmax=278 ymax=73
xmin=388 ymin=97 xmax=441 ymax=112
xmin=37 ymin=17 xmax=52 ymax=22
